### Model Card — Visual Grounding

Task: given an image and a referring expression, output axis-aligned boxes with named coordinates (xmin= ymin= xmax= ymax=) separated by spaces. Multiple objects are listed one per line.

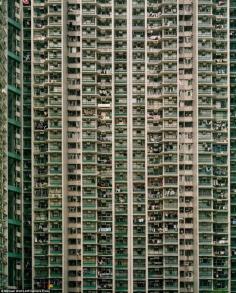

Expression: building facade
xmin=0 ymin=0 xmax=8 ymax=289
xmin=1 ymin=0 xmax=236 ymax=292
xmin=0 ymin=0 xmax=30 ymax=289
xmin=22 ymin=0 xmax=32 ymax=289
xmin=31 ymin=0 xmax=232 ymax=292
xmin=7 ymin=0 xmax=24 ymax=289
xmin=231 ymin=1 xmax=236 ymax=292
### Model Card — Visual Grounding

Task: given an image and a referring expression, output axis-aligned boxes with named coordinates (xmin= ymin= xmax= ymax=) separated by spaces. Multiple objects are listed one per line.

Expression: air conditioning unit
xmin=16 ymin=209 xmax=21 ymax=215
xmin=16 ymin=199 xmax=21 ymax=205
xmin=16 ymin=264 xmax=21 ymax=270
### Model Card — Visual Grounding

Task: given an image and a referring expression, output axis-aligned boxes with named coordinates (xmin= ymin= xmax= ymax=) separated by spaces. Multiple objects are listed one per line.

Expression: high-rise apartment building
xmin=7 ymin=0 xmax=24 ymax=289
xmin=0 ymin=0 xmax=31 ymax=290
xmin=0 ymin=0 xmax=8 ymax=288
xmin=231 ymin=0 xmax=236 ymax=291
xmin=22 ymin=0 xmax=32 ymax=289
xmin=31 ymin=0 xmax=232 ymax=292
xmin=1 ymin=0 xmax=236 ymax=292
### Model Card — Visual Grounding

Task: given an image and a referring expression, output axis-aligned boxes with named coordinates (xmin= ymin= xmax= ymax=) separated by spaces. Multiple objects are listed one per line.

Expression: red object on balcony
xmin=23 ymin=0 xmax=30 ymax=5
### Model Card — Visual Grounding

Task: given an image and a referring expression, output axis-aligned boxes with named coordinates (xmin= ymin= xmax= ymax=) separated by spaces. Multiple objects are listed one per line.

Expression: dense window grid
xmin=23 ymin=1 xmax=32 ymax=289
xmin=231 ymin=0 xmax=236 ymax=292
xmin=7 ymin=0 xmax=23 ymax=289
xmin=0 ymin=0 xmax=235 ymax=292
xmin=0 ymin=0 xmax=8 ymax=289
xmin=31 ymin=0 xmax=231 ymax=292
